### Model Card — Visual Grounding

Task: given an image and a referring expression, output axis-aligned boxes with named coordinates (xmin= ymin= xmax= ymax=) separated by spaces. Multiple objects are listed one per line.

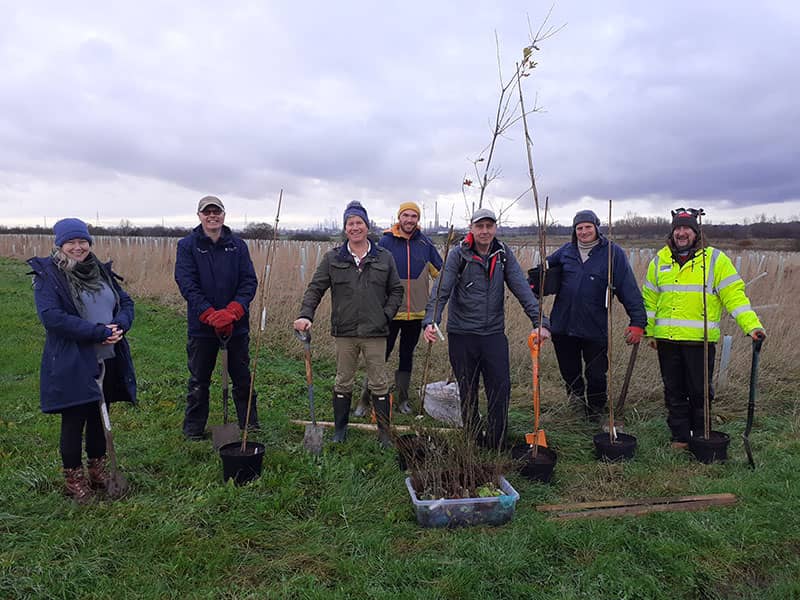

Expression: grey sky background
xmin=1 ymin=1 xmax=798 ymax=230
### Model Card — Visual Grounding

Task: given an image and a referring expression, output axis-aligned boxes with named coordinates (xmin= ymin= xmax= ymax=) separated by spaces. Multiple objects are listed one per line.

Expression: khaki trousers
xmin=334 ymin=337 xmax=390 ymax=395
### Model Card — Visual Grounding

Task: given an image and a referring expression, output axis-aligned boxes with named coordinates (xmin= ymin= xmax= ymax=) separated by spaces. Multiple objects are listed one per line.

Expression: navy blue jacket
xmin=547 ymin=235 xmax=646 ymax=342
xmin=28 ymin=256 xmax=137 ymax=414
xmin=175 ymin=225 xmax=258 ymax=338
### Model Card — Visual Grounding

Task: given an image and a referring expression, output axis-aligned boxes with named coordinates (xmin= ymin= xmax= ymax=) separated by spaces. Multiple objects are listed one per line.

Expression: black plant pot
xmin=593 ymin=432 xmax=637 ymax=461
xmin=219 ymin=441 xmax=265 ymax=485
xmin=510 ymin=443 xmax=557 ymax=483
xmin=689 ymin=431 xmax=730 ymax=464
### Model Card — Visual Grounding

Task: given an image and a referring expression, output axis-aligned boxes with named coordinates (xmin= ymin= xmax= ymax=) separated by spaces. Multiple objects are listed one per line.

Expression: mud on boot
xmin=87 ymin=456 xmax=110 ymax=492
xmin=63 ymin=466 xmax=94 ymax=505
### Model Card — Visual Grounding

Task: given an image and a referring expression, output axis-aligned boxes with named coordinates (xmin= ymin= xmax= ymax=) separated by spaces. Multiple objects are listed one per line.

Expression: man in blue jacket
xmin=542 ymin=209 xmax=645 ymax=424
xmin=422 ymin=208 xmax=550 ymax=449
xmin=353 ymin=201 xmax=443 ymax=416
xmin=175 ymin=196 xmax=259 ymax=440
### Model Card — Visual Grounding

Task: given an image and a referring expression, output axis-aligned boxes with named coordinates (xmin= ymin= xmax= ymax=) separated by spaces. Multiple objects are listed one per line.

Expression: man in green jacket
xmin=294 ymin=201 xmax=404 ymax=447
xmin=643 ymin=208 xmax=766 ymax=448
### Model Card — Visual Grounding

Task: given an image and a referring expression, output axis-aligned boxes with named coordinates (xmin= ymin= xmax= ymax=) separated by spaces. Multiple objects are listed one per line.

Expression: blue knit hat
xmin=343 ymin=201 xmax=369 ymax=226
xmin=53 ymin=218 xmax=93 ymax=247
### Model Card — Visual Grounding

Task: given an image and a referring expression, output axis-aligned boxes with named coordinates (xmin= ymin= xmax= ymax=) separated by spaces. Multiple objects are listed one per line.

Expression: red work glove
xmin=625 ymin=326 xmax=644 ymax=345
xmin=199 ymin=307 xmax=215 ymax=325
xmin=750 ymin=328 xmax=766 ymax=341
xmin=207 ymin=309 xmax=235 ymax=328
xmin=226 ymin=301 xmax=245 ymax=320
xmin=215 ymin=323 xmax=233 ymax=338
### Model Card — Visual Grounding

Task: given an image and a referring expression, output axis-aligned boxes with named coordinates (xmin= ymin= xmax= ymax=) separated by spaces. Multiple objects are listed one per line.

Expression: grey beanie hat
xmin=573 ymin=209 xmax=601 ymax=228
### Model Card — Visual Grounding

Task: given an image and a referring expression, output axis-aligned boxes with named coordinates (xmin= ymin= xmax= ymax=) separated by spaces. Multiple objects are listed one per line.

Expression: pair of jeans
xmin=183 ymin=334 xmax=258 ymax=436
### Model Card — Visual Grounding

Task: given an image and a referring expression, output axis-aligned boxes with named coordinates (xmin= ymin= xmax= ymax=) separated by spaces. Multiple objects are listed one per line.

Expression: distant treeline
xmin=3 ymin=215 xmax=798 ymax=240
xmin=499 ymin=216 xmax=800 ymax=240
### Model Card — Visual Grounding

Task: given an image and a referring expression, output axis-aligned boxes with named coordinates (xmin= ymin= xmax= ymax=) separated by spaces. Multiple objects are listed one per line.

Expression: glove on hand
xmin=207 ymin=309 xmax=235 ymax=329
xmin=625 ymin=326 xmax=644 ymax=345
xmin=226 ymin=301 xmax=245 ymax=320
xmin=215 ymin=323 xmax=234 ymax=338
xmin=750 ymin=328 xmax=766 ymax=341
xmin=199 ymin=307 xmax=215 ymax=325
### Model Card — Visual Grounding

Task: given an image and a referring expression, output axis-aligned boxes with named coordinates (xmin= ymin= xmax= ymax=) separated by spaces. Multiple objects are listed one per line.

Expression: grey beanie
xmin=573 ymin=210 xmax=601 ymax=228
xmin=343 ymin=201 xmax=369 ymax=226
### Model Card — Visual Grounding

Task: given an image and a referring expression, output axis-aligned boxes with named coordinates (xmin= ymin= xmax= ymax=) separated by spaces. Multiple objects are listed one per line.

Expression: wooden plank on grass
xmin=543 ymin=494 xmax=737 ymax=520
xmin=537 ymin=493 xmax=736 ymax=513
xmin=289 ymin=419 xmax=456 ymax=433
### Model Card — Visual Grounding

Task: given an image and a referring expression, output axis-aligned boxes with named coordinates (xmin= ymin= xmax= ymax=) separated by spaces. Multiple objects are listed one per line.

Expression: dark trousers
xmin=60 ymin=402 xmax=106 ymax=469
xmin=184 ymin=334 xmax=259 ymax=436
xmin=448 ymin=332 xmax=510 ymax=449
xmin=552 ymin=334 xmax=608 ymax=413
xmin=656 ymin=340 xmax=716 ymax=442
xmin=385 ymin=320 xmax=423 ymax=372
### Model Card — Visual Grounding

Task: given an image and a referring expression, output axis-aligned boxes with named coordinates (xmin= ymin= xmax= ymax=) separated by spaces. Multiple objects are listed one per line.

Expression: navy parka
xmin=546 ymin=235 xmax=645 ymax=342
xmin=28 ymin=256 xmax=137 ymax=414
xmin=174 ymin=225 xmax=258 ymax=338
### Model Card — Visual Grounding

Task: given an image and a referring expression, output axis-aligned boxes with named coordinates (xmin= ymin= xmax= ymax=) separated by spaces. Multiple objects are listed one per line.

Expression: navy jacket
xmin=547 ymin=235 xmax=646 ymax=342
xmin=424 ymin=236 xmax=548 ymax=336
xmin=175 ymin=225 xmax=258 ymax=338
xmin=28 ymin=256 xmax=137 ymax=414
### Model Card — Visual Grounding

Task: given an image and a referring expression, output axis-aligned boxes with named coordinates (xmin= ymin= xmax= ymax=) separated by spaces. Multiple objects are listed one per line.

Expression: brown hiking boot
xmin=63 ymin=467 xmax=94 ymax=505
xmin=87 ymin=456 xmax=110 ymax=492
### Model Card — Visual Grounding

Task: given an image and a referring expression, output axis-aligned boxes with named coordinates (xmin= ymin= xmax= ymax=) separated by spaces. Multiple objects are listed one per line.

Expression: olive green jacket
xmin=299 ymin=242 xmax=404 ymax=337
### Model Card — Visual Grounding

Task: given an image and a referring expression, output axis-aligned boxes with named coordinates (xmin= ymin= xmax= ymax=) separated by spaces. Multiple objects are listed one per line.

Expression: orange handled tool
xmin=525 ymin=330 xmax=547 ymax=448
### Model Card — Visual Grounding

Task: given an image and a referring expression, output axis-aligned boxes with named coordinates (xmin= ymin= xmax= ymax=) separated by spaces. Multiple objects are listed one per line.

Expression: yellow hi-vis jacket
xmin=643 ymin=246 xmax=762 ymax=343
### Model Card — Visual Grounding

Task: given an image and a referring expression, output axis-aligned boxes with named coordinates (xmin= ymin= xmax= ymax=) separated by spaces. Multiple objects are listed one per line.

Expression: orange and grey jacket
xmin=643 ymin=245 xmax=762 ymax=342
xmin=379 ymin=224 xmax=443 ymax=320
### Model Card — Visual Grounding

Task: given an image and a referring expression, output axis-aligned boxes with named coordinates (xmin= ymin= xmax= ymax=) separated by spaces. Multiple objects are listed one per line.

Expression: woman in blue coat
xmin=28 ymin=218 xmax=137 ymax=504
xmin=544 ymin=210 xmax=645 ymax=424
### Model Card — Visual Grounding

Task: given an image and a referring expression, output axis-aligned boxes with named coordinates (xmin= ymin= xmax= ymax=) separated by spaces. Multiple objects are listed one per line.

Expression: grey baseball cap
xmin=470 ymin=208 xmax=497 ymax=224
xmin=198 ymin=195 xmax=225 ymax=212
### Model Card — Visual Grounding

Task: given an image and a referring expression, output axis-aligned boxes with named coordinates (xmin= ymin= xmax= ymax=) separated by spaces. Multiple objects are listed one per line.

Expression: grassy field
xmin=1 ymin=255 xmax=799 ymax=599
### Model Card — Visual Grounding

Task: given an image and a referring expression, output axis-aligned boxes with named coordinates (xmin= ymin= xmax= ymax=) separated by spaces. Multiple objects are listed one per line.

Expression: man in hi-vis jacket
xmin=643 ymin=208 xmax=766 ymax=449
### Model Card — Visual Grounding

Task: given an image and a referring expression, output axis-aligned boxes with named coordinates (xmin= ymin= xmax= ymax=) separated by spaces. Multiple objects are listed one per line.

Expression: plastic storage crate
xmin=405 ymin=476 xmax=520 ymax=528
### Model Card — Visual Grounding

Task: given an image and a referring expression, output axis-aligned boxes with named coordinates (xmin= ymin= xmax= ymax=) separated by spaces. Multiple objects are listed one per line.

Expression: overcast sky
xmin=2 ymin=1 xmax=799 ymax=230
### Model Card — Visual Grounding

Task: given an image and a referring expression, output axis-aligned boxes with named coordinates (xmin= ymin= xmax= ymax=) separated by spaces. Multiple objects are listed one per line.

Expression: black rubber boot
xmin=373 ymin=394 xmax=393 ymax=448
xmin=353 ymin=380 xmax=371 ymax=417
xmin=395 ymin=370 xmax=413 ymax=415
xmin=332 ymin=391 xmax=352 ymax=443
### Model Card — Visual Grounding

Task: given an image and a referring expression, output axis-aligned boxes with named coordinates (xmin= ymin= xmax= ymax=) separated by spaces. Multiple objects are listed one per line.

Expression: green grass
xmin=1 ymin=256 xmax=799 ymax=599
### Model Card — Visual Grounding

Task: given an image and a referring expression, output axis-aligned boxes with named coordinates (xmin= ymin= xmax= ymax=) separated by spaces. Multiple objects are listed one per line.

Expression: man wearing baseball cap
xmin=175 ymin=195 xmax=259 ymax=440
xmin=422 ymin=207 xmax=551 ymax=449
xmin=643 ymin=208 xmax=766 ymax=449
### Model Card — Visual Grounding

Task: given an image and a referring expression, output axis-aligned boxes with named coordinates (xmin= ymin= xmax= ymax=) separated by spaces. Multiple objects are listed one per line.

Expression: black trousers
xmin=60 ymin=402 xmax=106 ymax=469
xmin=656 ymin=340 xmax=716 ymax=442
xmin=448 ymin=332 xmax=510 ymax=449
xmin=552 ymin=334 xmax=608 ymax=413
xmin=385 ymin=320 xmax=423 ymax=372
xmin=184 ymin=334 xmax=259 ymax=436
